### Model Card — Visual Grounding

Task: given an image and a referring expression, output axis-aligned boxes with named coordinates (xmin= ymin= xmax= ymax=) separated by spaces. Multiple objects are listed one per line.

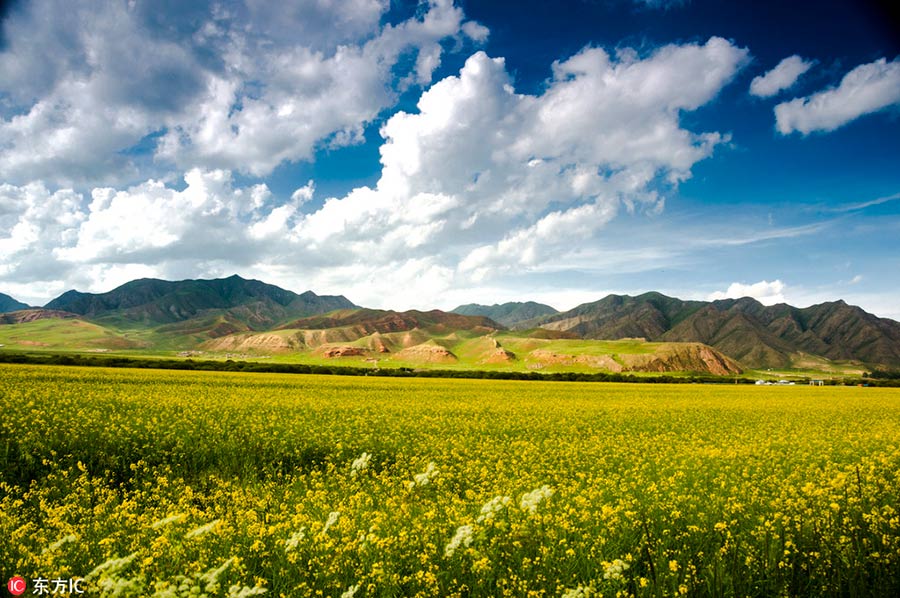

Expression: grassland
xmin=0 ymin=315 xmax=869 ymax=380
xmin=253 ymin=333 xmax=676 ymax=373
xmin=0 ymin=318 xmax=141 ymax=351
xmin=2 ymin=364 xmax=898 ymax=597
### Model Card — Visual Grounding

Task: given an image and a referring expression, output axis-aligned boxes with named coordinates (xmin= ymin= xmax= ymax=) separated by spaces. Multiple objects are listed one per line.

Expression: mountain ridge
xmin=43 ymin=274 xmax=355 ymax=331
xmin=0 ymin=292 xmax=29 ymax=313
xmin=451 ymin=301 xmax=558 ymax=327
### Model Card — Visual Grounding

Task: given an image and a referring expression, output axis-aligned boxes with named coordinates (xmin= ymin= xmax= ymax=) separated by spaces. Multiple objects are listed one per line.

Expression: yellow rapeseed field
xmin=1 ymin=364 xmax=898 ymax=597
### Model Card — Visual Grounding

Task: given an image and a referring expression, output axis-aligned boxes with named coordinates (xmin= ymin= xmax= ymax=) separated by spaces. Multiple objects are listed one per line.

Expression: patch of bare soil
xmin=529 ymin=349 xmax=624 ymax=372
xmin=318 ymin=345 xmax=367 ymax=358
xmin=621 ymin=344 xmax=742 ymax=375
xmin=395 ymin=342 xmax=458 ymax=363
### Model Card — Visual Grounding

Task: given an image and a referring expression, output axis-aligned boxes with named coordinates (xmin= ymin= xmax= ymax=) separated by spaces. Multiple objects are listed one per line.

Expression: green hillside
xmin=0 ymin=318 xmax=143 ymax=352
xmin=3 ymin=276 xmax=897 ymax=377
xmin=197 ymin=326 xmax=743 ymax=376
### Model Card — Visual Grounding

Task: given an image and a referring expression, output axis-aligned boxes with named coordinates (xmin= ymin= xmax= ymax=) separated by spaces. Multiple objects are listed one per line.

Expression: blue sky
xmin=0 ymin=0 xmax=898 ymax=318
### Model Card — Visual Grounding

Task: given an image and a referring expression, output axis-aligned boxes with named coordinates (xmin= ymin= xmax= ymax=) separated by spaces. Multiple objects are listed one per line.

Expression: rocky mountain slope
xmin=0 ymin=309 xmax=78 ymax=325
xmin=528 ymin=293 xmax=900 ymax=368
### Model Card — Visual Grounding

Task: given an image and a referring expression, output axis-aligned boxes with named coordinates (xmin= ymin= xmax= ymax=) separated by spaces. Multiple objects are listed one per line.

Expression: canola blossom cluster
xmin=1 ymin=365 xmax=900 ymax=597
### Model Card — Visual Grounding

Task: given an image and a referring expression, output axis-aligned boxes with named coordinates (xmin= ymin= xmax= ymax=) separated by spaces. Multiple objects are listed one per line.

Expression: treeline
xmin=0 ymin=351 xmax=759 ymax=384
xmin=866 ymin=369 xmax=900 ymax=380
xmin=3 ymin=351 xmax=898 ymax=386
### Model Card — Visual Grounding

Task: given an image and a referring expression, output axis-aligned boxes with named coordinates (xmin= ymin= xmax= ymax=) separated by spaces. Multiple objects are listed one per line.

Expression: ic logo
xmin=7 ymin=576 xmax=27 ymax=596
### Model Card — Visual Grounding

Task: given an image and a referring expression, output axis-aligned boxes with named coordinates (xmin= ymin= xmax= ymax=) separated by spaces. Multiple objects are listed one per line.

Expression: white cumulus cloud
xmin=1 ymin=37 xmax=749 ymax=309
xmin=775 ymin=57 xmax=900 ymax=134
xmin=750 ymin=55 xmax=813 ymax=97
xmin=0 ymin=0 xmax=485 ymax=184
xmin=0 ymin=169 xmax=315 ymax=298
xmin=708 ymin=280 xmax=787 ymax=305
xmin=295 ymin=38 xmax=748 ymax=288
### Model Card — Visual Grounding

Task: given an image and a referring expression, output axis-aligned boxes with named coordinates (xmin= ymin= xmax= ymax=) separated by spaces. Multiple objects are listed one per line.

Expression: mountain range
xmin=44 ymin=274 xmax=353 ymax=327
xmin=1 ymin=276 xmax=899 ymax=374
xmin=1 ymin=276 xmax=355 ymax=351
xmin=499 ymin=292 xmax=900 ymax=369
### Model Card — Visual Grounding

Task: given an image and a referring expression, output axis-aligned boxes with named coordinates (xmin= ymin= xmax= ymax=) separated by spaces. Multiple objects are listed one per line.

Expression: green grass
xmin=0 ymin=317 xmax=872 ymax=381
xmin=748 ymin=354 xmax=869 ymax=381
xmin=0 ymin=318 xmax=141 ymax=351
xmin=213 ymin=333 xmax=702 ymax=374
xmin=500 ymin=336 xmax=659 ymax=355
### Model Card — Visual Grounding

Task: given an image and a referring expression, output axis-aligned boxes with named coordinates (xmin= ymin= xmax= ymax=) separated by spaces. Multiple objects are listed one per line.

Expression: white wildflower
xmin=151 ymin=577 xmax=198 ymax=598
xmin=321 ymin=511 xmax=341 ymax=536
xmin=520 ymin=485 xmax=555 ymax=514
xmin=185 ymin=519 xmax=220 ymax=539
xmin=151 ymin=513 xmax=186 ymax=529
xmin=476 ymin=495 xmax=511 ymax=523
xmin=340 ymin=584 xmax=359 ymax=598
xmin=350 ymin=452 xmax=371 ymax=477
xmin=285 ymin=527 xmax=307 ymax=552
xmin=200 ymin=557 xmax=235 ymax=592
xmin=153 ymin=567 xmax=267 ymax=598
xmin=43 ymin=533 xmax=76 ymax=553
xmin=409 ymin=462 xmax=439 ymax=488
xmin=602 ymin=558 xmax=630 ymax=580
xmin=227 ymin=585 xmax=268 ymax=598
xmin=84 ymin=553 xmax=145 ymax=598
xmin=444 ymin=524 xmax=474 ymax=557
xmin=561 ymin=585 xmax=594 ymax=598
xmin=93 ymin=576 xmax=145 ymax=597
xmin=85 ymin=552 xmax=138 ymax=580
xmin=151 ymin=585 xmax=178 ymax=598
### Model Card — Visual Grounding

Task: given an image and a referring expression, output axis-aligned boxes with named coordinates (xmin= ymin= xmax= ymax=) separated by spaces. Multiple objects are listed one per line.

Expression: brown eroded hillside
xmin=530 ymin=293 xmax=900 ymax=368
